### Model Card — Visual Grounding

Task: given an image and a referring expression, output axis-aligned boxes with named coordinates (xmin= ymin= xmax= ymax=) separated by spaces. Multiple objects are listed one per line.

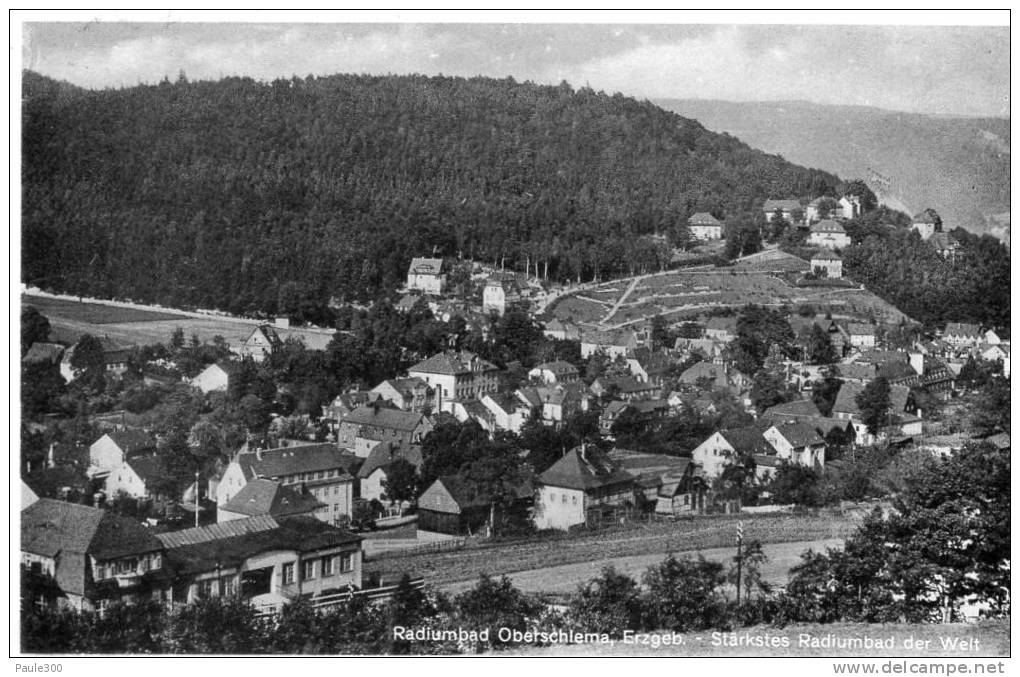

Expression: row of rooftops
xmin=22 ymin=498 xmax=361 ymax=591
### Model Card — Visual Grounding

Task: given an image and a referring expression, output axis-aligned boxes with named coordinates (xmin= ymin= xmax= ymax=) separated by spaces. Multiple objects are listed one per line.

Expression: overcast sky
xmin=21 ymin=20 xmax=1010 ymax=117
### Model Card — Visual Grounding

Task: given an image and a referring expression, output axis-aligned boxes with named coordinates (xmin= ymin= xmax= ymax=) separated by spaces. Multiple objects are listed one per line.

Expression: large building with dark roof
xmin=21 ymin=499 xmax=167 ymax=611
xmin=534 ymin=446 xmax=636 ymax=530
xmin=336 ymin=402 xmax=433 ymax=451
xmin=157 ymin=515 xmax=362 ymax=610
xmin=408 ymin=350 xmax=500 ymax=406
xmin=216 ymin=443 xmax=360 ymax=525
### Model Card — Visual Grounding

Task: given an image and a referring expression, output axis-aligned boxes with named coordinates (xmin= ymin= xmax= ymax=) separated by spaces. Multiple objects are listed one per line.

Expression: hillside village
xmin=20 ymin=183 xmax=1010 ymax=627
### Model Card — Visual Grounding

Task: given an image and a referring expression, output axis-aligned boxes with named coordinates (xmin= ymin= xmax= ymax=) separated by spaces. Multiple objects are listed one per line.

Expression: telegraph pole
xmin=194 ymin=470 xmax=200 ymax=528
xmin=735 ymin=520 xmax=744 ymax=605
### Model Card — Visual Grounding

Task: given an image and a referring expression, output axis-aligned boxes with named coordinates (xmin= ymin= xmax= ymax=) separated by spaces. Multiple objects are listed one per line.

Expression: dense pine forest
xmin=22 ymin=71 xmax=841 ymax=313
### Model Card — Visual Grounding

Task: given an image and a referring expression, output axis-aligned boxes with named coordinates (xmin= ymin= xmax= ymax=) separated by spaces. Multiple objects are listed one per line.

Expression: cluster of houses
xmin=402 ymin=256 xmax=544 ymax=317
xmin=21 ymin=246 xmax=1007 ymax=618
xmin=683 ymin=195 xmax=861 ymax=248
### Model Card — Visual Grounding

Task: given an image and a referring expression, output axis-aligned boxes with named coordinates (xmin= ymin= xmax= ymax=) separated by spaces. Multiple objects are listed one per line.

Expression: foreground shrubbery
xmin=23 ymin=446 xmax=1007 ymax=654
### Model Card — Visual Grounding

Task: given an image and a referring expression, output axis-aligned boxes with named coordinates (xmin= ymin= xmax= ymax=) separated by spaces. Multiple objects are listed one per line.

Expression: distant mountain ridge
xmin=657 ymin=99 xmax=1009 ymax=240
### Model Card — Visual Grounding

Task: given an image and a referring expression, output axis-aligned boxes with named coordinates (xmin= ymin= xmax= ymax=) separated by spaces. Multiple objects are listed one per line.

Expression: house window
xmin=282 ymin=563 xmax=295 ymax=585
xmin=572 ymin=496 xmax=577 ymax=504
xmin=302 ymin=560 xmax=316 ymax=581
xmin=561 ymin=494 xmax=567 ymax=503
xmin=222 ymin=576 xmax=237 ymax=596
xmin=199 ymin=579 xmax=216 ymax=598
xmin=339 ymin=553 xmax=353 ymax=573
xmin=321 ymin=556 xmax=335 ymax=577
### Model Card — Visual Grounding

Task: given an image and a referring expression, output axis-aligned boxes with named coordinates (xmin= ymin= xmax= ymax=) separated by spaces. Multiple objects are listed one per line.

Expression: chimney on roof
xmin=256 ymin=447 xmax=263 ymax=462
xmin=47 ymin=443 xmax=55 ymax=469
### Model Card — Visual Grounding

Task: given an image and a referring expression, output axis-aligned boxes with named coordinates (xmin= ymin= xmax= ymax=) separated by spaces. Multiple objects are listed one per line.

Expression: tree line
xmin=23 ymin=70 xmax=840 ymax=313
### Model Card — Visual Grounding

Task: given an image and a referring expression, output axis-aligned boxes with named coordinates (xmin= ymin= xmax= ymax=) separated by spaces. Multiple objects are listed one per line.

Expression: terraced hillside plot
xmin=549 ymin=268 xmax=911 ymax=329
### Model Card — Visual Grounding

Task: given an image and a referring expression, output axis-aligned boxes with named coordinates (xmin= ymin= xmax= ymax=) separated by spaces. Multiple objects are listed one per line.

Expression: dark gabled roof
xmin=769 ymin=422 xmax=825 ymax=448
xmin=220 ymin=479 xmax=324 ymax=518
xmin=832 ymin=381 xmax=910 ymax=417
xmin=237 ymin=443 xmax=358 ymax=480
xmin=531 ymin=360 xmax=580 ymax=376
xmin=375 ymin=377 xmax=428 ymax=395
xmin=518 ymin=383 xmax=587 ymax=408
xmin=485 ymin=391 xmax=524 ymax=415
xmin=341 ymin=404 xmax=427 ymax=432
xmin=837 ymin=363 xmax=878 ymax=382
xmin=857 ymin=350 xmax=907 ymax=366
xmin=630 ymin=348 xmax=673 ymax=374
xmin=678 ymin=361 xmax=729 ymax=387
xmin=408 ymin=257 xmax=445 ymax=275
xmin=763 ymin=199 xmax=800 ymax=211
xmin=913 ymin=211 xmax=938 ymax=224
xmin=629 ymin=399 xmax=670 ymax=414
xmin=810 ymin=251 xmax=842 ymax=262
xmin=324 ymin=391 xmax=381 ymax=414
xmin=432 ymin=475 xmax=533 ymax=510
xmin=538 ymin=446 xmax=635 ymax=492
xmin=601 ymin=400 xmax=630 ymax=418
xmin=102 ymin=430 xmax=156 ymax=455
xmin=409 ymin=350 xmax=498 ymax=376
xmin=877 ymin=361 xmax=920 ymax=382
xmin=689 ymin=212 xmax=722 ymax=226
xmin=22 ymin=499 xmax=162 ymax=562
xmin=944 ymin=322 xmax=981 ymax=338
xmin=124 ymin=455 xmax=169 ymax=485
xmin=158 ymin=515 xmax=360 ymax=576
xmin=607 ymin=449 xmax=693 ymax=479
xmin=247 ymin=324 xmax=282 ymax=347
xmin=357 ymin=442 xmax=423 ymax=479
xmin=719 ymin=427 xmax=778 ymax=456
xmin=810 ymin=219 xmax=846 ymax=234
xmin=762 ymin=399 xmax=823 ymax=419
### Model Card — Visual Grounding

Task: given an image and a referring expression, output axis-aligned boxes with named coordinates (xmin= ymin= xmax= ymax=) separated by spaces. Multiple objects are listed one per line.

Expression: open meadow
xmin=23 ymin=292 xmax=335 ymax=350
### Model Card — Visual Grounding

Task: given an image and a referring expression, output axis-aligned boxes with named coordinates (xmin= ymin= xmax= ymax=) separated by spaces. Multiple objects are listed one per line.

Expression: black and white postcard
xmin=12 ymin=9 xmax=1011 ymax=671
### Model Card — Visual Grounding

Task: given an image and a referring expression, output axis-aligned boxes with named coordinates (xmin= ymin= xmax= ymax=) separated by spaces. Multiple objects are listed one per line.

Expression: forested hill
xmin=23 ymin=71 xmax=841 ymax=314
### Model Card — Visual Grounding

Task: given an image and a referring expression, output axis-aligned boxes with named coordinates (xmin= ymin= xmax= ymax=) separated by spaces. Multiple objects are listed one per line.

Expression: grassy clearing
xmin=365 ymin=510 xmax=857 ymax=588
xmin=24 ymin=294 xmax=262 ymax=347
xmin=502 ymin=620 xmax=1009 ymax=657
xmin=24 ymin=295 xmax=187 ymax=324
